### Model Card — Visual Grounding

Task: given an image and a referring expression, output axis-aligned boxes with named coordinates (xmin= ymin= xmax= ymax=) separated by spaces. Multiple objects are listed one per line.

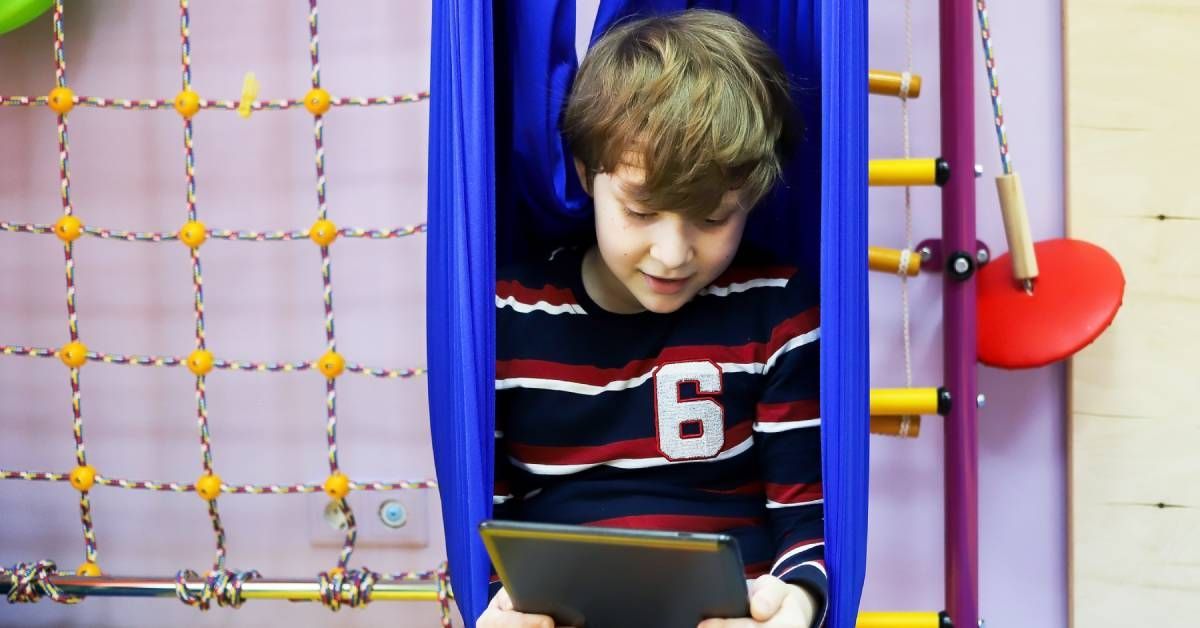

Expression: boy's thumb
xmin=749 ymin=583 xmax=786 ymax=620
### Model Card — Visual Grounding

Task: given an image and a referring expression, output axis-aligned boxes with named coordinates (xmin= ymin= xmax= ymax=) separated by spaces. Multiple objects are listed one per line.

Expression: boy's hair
xmin=563 ymin=9 xmax=795 ymax=219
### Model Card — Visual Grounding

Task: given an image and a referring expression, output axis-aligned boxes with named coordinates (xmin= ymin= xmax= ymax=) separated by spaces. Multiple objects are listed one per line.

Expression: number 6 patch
xmin=653 ymin=361 xmax=725 ymax=461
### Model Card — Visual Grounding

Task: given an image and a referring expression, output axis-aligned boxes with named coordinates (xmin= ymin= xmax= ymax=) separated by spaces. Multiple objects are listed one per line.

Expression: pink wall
xmin=1 ymin=1 xmax=1065 ymax=627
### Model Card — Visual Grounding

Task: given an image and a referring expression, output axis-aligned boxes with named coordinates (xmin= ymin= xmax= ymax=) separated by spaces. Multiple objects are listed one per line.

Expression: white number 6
xmin=653 ymin=361 xmax=725 ymax=461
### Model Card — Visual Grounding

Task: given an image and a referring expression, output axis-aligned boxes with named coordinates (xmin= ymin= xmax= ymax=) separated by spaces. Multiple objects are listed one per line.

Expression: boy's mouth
xmin=641 ymin=271 xmax=691 ymax=295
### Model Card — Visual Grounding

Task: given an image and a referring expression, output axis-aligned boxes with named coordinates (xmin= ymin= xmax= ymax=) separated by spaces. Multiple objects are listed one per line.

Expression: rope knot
xmin=318 ymin=567 xmax=379 ymax=611
xmin=5 ymin=561 xmax=80 ymax=604
xmin=174 ymin=568 xmax=260 ymax=609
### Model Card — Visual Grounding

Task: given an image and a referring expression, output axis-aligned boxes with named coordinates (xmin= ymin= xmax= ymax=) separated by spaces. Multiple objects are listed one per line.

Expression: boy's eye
xmin=623 ymin=207 xmax=655 ymax=221
xmin=704 ymin=214 xmax=732 ymax=226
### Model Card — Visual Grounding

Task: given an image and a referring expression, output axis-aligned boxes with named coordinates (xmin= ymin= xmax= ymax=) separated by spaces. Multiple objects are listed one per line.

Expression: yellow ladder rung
xmin=859 ymin=611 xmax=950 ymax=628
xmin=870 ymin=387 xmax=949 ymax=417
xmin=869 ymin=158 xmax=949 ymax=187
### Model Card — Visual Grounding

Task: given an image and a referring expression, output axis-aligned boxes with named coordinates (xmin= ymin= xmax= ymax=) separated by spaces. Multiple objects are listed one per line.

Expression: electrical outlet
xmin=307 ymin=488 xmax=430 ymax=549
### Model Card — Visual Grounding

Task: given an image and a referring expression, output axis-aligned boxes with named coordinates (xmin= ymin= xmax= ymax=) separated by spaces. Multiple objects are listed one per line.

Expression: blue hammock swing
xmin=427 ymin=1 xmax=867 ymax=626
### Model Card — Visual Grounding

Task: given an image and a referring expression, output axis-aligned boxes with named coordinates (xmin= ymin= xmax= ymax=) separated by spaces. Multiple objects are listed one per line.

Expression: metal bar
xmin=0 ymin=575 xmax=440 ymax=602
xmin=938 ymin=1 xmax=980 ymax=627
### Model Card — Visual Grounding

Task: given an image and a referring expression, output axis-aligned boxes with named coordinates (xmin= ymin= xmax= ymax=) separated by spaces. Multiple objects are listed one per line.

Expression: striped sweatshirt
xmin=494 ymin=245 xmax=826 ymax=622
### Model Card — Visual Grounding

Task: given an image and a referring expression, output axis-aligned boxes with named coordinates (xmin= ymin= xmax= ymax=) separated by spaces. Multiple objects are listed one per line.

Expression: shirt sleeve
xmin=755 ymin=273 xmax=827 ymax=626
xmin=492 ymin=412 xmax=518 ymax=520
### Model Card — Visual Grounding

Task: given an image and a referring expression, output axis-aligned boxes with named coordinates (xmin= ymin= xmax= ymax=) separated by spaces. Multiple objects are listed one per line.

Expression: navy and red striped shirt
xmin=494 ymin=245 xmax=826 ymax=620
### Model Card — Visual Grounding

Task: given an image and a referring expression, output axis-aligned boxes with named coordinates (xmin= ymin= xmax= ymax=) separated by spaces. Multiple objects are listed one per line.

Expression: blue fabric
xmin=494 ymin=0 xmax=592 ymax=266
xmin=817 ymin=2 xmax=869 ymax=627
xmin=427 ymin=0 xmax=495 ymax=622
xmin=431 ymin=1 xmax=868 ymax=625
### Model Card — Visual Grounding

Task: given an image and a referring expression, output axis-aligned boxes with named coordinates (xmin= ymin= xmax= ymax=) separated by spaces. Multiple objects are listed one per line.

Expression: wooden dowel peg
xmin=870 ymin=415 xmax=922 ymax=438
xmin=869 ymin=70 xmax=923 ymax=98
xmin=868 ymin=246 xmax=921 ymax=277
xmin=995 ymin=172 xmax=1039 ymax=288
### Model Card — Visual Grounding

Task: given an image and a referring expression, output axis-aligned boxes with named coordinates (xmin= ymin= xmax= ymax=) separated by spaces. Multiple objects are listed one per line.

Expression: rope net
xmin=1 ymin=0 xmax=447 ymax=621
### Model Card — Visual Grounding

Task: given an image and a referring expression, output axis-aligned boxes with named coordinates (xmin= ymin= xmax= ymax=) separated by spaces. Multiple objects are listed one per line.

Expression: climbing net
xmin=0 ymin=0 xmax=449 ymax=621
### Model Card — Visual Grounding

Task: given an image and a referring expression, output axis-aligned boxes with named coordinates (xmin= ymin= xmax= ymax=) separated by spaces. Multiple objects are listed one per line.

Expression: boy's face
xmin=579 ymin=160 xmax=750 ymax=314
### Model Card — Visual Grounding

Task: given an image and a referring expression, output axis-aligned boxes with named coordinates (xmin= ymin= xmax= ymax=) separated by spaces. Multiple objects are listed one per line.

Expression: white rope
xmin=898 ymin=71 xmax=912 ymax=100
xmin=899 ymin=0 xmax=915 ymax=429
xmin=895 ymin=248 xmax=912 ymax=277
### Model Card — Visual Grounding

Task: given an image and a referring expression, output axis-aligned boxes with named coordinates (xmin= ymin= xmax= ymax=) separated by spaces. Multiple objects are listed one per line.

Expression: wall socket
xmin=307 ymin=488 xmax=430 ymax=549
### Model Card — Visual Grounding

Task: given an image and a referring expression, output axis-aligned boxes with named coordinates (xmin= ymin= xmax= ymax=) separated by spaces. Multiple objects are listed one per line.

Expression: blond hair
xmin=563 ymin=9 xmax=795 ymax=219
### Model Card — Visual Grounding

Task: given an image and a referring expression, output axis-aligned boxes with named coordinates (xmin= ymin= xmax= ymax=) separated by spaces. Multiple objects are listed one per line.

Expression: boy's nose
xmin=649 ymin=225 xmax=694 ymax=270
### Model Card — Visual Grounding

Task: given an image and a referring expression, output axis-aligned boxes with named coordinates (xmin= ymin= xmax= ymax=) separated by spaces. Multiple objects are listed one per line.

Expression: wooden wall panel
xmin=1065 ymin=1 xmax=1200 ymax=626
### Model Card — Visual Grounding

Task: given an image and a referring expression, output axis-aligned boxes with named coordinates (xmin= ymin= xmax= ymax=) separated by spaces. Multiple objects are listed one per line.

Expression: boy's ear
xmin=573 ymin=158 xmax=593 ymax=197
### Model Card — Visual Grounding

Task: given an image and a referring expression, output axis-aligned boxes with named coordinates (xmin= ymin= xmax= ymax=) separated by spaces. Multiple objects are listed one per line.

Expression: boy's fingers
xmin=496 ymin=610 xmax=556 ymax=628
xmin=520 ymin=612 xmax=556 ymax=628
xmin=697 ymin=619 xmax=760 ymax=628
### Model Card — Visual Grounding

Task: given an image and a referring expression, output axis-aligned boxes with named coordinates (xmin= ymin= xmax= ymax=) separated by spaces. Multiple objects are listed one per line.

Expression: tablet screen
xmin=481 ymin=520 xmax=750 ymax=628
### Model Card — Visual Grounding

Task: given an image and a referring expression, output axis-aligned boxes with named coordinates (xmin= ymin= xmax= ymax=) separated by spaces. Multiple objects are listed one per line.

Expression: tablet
xmin=480 ymin=519 xmax=750 ymax=628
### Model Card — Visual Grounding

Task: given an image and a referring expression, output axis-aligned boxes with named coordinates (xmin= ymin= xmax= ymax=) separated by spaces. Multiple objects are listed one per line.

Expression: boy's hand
xmin=697 ymin=575 xmax=817 ymax=628
xmin=478 ymin=586 xmax=575 ymax=628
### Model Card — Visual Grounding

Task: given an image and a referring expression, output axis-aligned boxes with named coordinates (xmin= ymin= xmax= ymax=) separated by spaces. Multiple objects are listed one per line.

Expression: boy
xmin=483 ymin=9 xmax=824 ymax=628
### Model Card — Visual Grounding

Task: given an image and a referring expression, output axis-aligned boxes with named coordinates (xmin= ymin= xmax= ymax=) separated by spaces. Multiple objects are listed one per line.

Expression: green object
xmin=0 ymin=0 xmax=54 ymax=36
